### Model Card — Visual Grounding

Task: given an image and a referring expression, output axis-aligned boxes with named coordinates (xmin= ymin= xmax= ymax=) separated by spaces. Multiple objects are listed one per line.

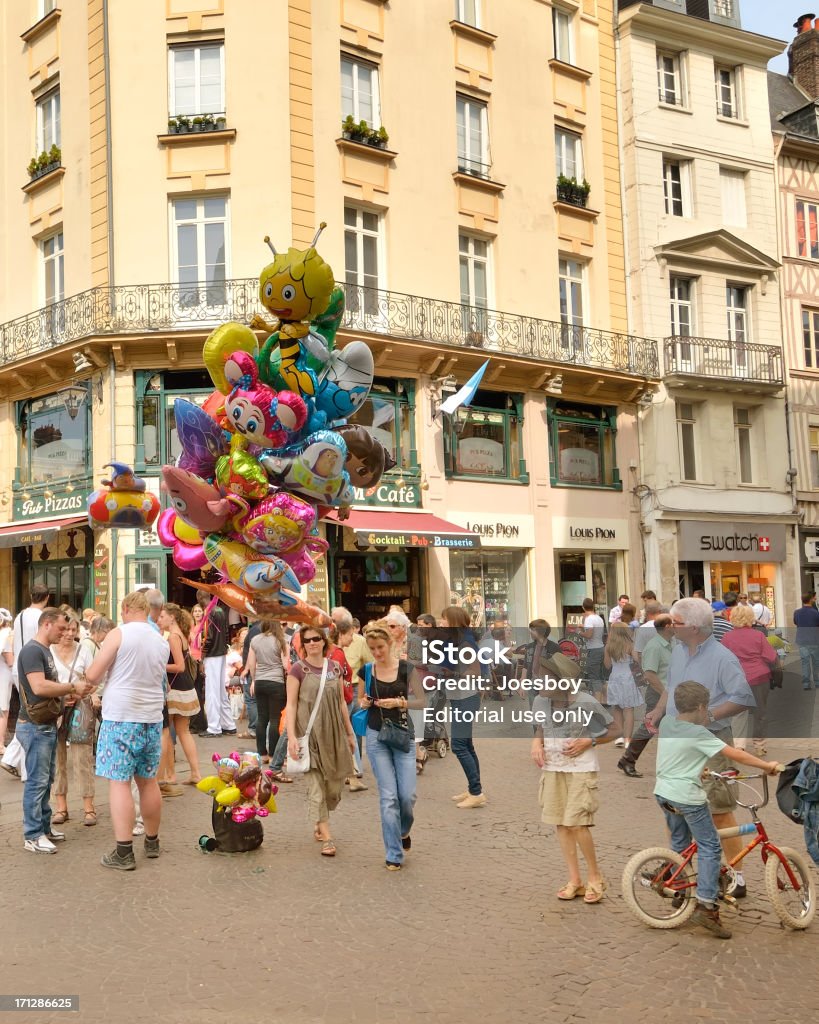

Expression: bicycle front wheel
xmin=621 ymin=847 xmax=698 ymax=929
xmin=764 ymin=846 xmax=817 ymax=930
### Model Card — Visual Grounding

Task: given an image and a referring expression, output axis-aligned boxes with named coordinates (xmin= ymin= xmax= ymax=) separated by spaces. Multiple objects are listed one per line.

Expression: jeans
xmin=17 ymin=720 xmax=58 ymax=841
xmin=255 ymin=679 xmax=286 ymax=758
xmin=799 ymin=645 xmax=819 ymax=688
xmin=656 ymin=795 xmax=721 ymax=906
xmin=621 ymin=688 xmax=660 ymax=766
xmin=450 ymin=693 xmax=482 ymax=796
xmin=366 ymin=727 xmax=417 ymax=865
xmin=242 ymin=676 xmax=257 ymax=734
xmin=271 ymin=728 xmax=288 ymax=773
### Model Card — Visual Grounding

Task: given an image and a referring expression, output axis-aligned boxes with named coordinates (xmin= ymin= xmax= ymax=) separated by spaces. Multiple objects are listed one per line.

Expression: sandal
xmin=314 ymin=827 xmax=324 ymax=842
xmin=271 ymin=771 xmax=293 ymax=783
xmin=583 ymin=879 xmax=608 ymax=904
xmin=321 ymin=840 xmax=336 ymax=857
xmin=556 ymin=882 xmax=586 ymax=900
xmin=52 ymin=811 xmax=69 ymax=825
xmin=83 ymin=811 xmax=97 ymax=827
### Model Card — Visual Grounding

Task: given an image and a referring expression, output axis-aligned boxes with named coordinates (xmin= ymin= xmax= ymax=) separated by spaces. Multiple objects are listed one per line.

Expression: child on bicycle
xmin=655 ymin=681 xmax=780 ymax=939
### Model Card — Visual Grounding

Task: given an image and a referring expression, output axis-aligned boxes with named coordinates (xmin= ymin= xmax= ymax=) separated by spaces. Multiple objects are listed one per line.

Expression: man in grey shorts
xmin=647 ymin=597 xmax=756 ymax=897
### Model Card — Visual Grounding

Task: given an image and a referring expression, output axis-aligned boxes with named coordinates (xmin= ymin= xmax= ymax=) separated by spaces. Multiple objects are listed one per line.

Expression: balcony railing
xmin=0 ymin=279 xmax=660 ymax=378
xmin=664 ymin=336 xmax=783 ymax=386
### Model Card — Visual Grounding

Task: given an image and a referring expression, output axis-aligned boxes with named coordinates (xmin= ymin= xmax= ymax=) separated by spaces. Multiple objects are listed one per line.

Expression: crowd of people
xmin=0 ymin=583 xmax=814 ymax=939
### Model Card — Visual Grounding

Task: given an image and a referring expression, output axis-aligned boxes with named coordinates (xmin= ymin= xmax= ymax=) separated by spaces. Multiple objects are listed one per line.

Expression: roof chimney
xmin=789 ymin=14 xmax=819 ymax=97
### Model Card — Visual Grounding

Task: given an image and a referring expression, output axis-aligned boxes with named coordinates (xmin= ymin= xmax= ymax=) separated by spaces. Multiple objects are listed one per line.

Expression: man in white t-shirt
xmin=580 ymin=598 xmax=605 ymax=695
xmin=608 ymin=594 xmax=630 ymax=625
xmin=752 ymin=602 xmax=772 ymax=630
xmin=87 ymin=590 xmax=169 ymax=872
xmin=633 ymin=601 xmax=667 ymax=665
xmin=0 ymin=608 xmax=13 ymax=756
xmin=12 ymin=583 xmax=51 ymax=682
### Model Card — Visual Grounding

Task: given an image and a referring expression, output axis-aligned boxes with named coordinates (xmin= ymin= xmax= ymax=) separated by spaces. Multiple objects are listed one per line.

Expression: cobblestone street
xmin=2 ymin=683 xmax=818 ymax=1024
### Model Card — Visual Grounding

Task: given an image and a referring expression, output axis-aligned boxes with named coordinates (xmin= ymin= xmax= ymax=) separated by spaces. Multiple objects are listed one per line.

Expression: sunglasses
xmin=303 ymin=636 xmax=323 ymax=644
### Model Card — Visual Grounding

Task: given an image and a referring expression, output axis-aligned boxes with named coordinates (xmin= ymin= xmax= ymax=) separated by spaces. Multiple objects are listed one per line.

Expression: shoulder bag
xmin=351 ymin=663 xmax=371 ymax=738
xmin=374 ymin=669 xmax=412 ymax=753
xmin=285 ymin=659 xmax=329 ymax=775
xmin=17 ymin=640 xmax=69 ymax=726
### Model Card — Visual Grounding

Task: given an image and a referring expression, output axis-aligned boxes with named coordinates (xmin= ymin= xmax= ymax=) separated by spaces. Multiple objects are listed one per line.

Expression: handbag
xmin=285 ymin=659 xmax=329 ymax=775
xmin=374 ymin=672 xmax=412 ymax=753
xmin=18 ymin=684 xmax=62 ymax=725
xmin=67 ymin=698 xmax=96 ymax=744
xmin=351 ymin=663 xmax=371 ymax=738
xmin=770 ymin=658 xmax=784 ymax=690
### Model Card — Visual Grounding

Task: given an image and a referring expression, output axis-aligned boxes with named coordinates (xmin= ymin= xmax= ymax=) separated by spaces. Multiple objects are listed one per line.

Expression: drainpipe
xmin=615 ymin=19 xmax=647 ymax=593
xmin=103 ymin=0 xmax=114 ymax=287
xmin=772 ymin=131 xmax=802 ymax=603
xmin=103 ymin=0 xmax=118 ymax=608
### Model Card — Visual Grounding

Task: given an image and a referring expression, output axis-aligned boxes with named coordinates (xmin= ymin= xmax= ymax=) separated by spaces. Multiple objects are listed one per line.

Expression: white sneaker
xmin=614 ymin=737 xmax=625 ymax=747
xmin=24 ymin=835 xmax=57 ymax=854
xmin=132 ymin=820 xmax=145 ymax=837
xmin=46 ymin=829 xmax=66 ymax=842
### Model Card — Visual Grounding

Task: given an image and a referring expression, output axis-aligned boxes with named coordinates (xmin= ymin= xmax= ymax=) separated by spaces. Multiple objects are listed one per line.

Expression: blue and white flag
xmin=438 ymin=361 xmax=489 ymax=417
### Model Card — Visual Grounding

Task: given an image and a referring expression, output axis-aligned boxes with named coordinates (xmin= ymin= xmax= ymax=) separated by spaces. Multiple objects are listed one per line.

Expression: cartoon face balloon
xmin=259 ymin=432 xmax=353 ymax=506
xmin=335 ymin=423 xmax=394 ymax=490
xmin=240 ymin=491 xmax=317 ymax=555
xmin=315 ymin=341 xmax=374 ymax=421
xmin=222 ymin=351 xmax=307 ymax=448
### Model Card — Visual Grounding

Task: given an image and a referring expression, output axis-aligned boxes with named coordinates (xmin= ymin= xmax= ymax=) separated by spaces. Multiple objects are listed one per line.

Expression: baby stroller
xmin=419 ymin=688 xmax=450 ymax=762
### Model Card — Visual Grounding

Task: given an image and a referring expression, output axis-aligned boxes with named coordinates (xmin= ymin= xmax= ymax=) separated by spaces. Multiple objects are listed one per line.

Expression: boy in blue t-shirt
xmin=654 ymin=681 xmax=780 ymax=939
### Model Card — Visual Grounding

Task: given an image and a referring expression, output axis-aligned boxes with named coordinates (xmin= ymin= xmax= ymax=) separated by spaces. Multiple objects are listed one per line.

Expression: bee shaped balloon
xmin=249 ymin=224 xmax=335 ymax=398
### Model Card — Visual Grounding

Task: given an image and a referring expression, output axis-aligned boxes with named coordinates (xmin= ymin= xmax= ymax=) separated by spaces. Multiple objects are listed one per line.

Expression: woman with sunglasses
xmin=285 ymin=626 xmax=356 ymax=857
xmin=358 ymin=620 xmax=424 ymax=870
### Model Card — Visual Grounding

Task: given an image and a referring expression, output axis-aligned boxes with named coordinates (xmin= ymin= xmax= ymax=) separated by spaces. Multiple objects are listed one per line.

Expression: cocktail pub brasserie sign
xmin=677 ymin=521 xmax=787 ymax=562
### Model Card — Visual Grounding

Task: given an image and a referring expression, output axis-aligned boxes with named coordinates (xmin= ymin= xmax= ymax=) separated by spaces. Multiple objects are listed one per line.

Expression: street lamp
xmin=63 ymin=386 xmax=88 ymax=420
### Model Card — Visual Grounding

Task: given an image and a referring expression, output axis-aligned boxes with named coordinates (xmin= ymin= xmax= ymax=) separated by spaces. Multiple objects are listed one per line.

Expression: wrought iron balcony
xmin=664 ymin=336 xmax=784 ymax=390
xmin=0 ymin=279 xmax=660 ymax=378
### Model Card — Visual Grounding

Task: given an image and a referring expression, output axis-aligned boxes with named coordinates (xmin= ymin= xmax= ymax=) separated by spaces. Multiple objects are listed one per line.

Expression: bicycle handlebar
xmin=705 ymin=770 xmax=774 ymax=810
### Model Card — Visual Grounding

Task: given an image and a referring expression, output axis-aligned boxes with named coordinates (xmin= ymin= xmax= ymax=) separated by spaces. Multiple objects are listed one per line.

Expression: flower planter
xmin=29 ymin=160 xmax=60 ymax=182
xmin=556 ymin=182 xmax=590 ymax=208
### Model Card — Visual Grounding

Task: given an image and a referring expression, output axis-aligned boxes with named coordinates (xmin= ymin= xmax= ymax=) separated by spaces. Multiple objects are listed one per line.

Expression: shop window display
xmin=449 ymin=550 xmax=529 ymax=629
xmin=547 ymin=400 xmax=621 ymax=489
xmin=135 ymin=369 xmax=212 ymax=470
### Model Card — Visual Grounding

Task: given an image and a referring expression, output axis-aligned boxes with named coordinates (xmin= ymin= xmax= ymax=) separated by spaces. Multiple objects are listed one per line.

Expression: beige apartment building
xmin=0 ymin=0 xmax=659 ymax=632
xmin=617 ymin=0 xmax=798 ymax=624
xmin=770 ymin=18 xmax=819 ymax=600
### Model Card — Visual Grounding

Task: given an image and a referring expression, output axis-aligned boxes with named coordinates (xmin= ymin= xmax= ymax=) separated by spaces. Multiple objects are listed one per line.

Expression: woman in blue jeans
xmin=357 ymin=621 xmax=422 ymax=871
xmin=435 ymin=606 xmax=486 ymax=808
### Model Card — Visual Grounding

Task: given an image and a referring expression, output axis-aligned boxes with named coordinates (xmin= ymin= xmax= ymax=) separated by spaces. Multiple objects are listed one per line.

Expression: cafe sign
xmin=13 ymin=486 xmax=87 ymax=522
xmin=350 ymin=474 xmax=421 ymax=509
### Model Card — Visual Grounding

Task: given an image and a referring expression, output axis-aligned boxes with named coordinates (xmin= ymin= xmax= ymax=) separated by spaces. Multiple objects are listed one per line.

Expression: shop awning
xmin=328 ymin=509 xmax=481 ymax=549
xmin=0 ymin=516 xmax=87 ymax=550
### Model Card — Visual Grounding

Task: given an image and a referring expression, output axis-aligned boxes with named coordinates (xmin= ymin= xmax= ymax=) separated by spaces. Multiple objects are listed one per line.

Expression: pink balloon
xmin=157 ymin=508 xmax=208 ymax=571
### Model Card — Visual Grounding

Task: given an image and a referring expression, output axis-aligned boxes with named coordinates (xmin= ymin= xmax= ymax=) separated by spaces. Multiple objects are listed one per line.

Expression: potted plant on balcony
xmin=168 ymin=115 xmax=192 ymax=135
xmin=27 ymin=145 xmax=61 ymax=181
xmin=342 ymin=115 xmax=371 ymax=144
xmin=556 ymin=175 xmax=591 ymax=208
xmin=215 ymin=115 xmax=226 ymax=130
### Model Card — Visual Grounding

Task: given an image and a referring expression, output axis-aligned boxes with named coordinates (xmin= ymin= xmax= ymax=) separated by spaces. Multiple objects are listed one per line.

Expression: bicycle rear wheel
xmin=764 ymin=846 xmax=816 ymax=930
xmin=621 ymin=847 xmax=698 ymax=929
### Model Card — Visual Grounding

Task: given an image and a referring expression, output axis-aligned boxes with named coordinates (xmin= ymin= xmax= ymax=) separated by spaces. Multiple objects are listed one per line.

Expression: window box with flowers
xmin=556 ymin=175 xmax=591 ymax=208
xmin=27 ymin=145 xmax=61 ymax=182
xmin=341 ymin=116 xmax=390 ymax=149
xmin=166 ymin=113 xmax=227 ymax=135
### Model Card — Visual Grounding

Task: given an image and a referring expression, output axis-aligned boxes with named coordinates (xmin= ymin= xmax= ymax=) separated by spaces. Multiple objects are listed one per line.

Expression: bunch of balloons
xmin=154 ymin=222 xmax=392 ymax=623
xmin=197 ymin=751 xmax=278 ymax=824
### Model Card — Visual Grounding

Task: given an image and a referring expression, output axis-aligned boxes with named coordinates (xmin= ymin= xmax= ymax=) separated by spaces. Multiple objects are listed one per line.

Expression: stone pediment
xmin=655 ymin=230 xmax=780 ymax=279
